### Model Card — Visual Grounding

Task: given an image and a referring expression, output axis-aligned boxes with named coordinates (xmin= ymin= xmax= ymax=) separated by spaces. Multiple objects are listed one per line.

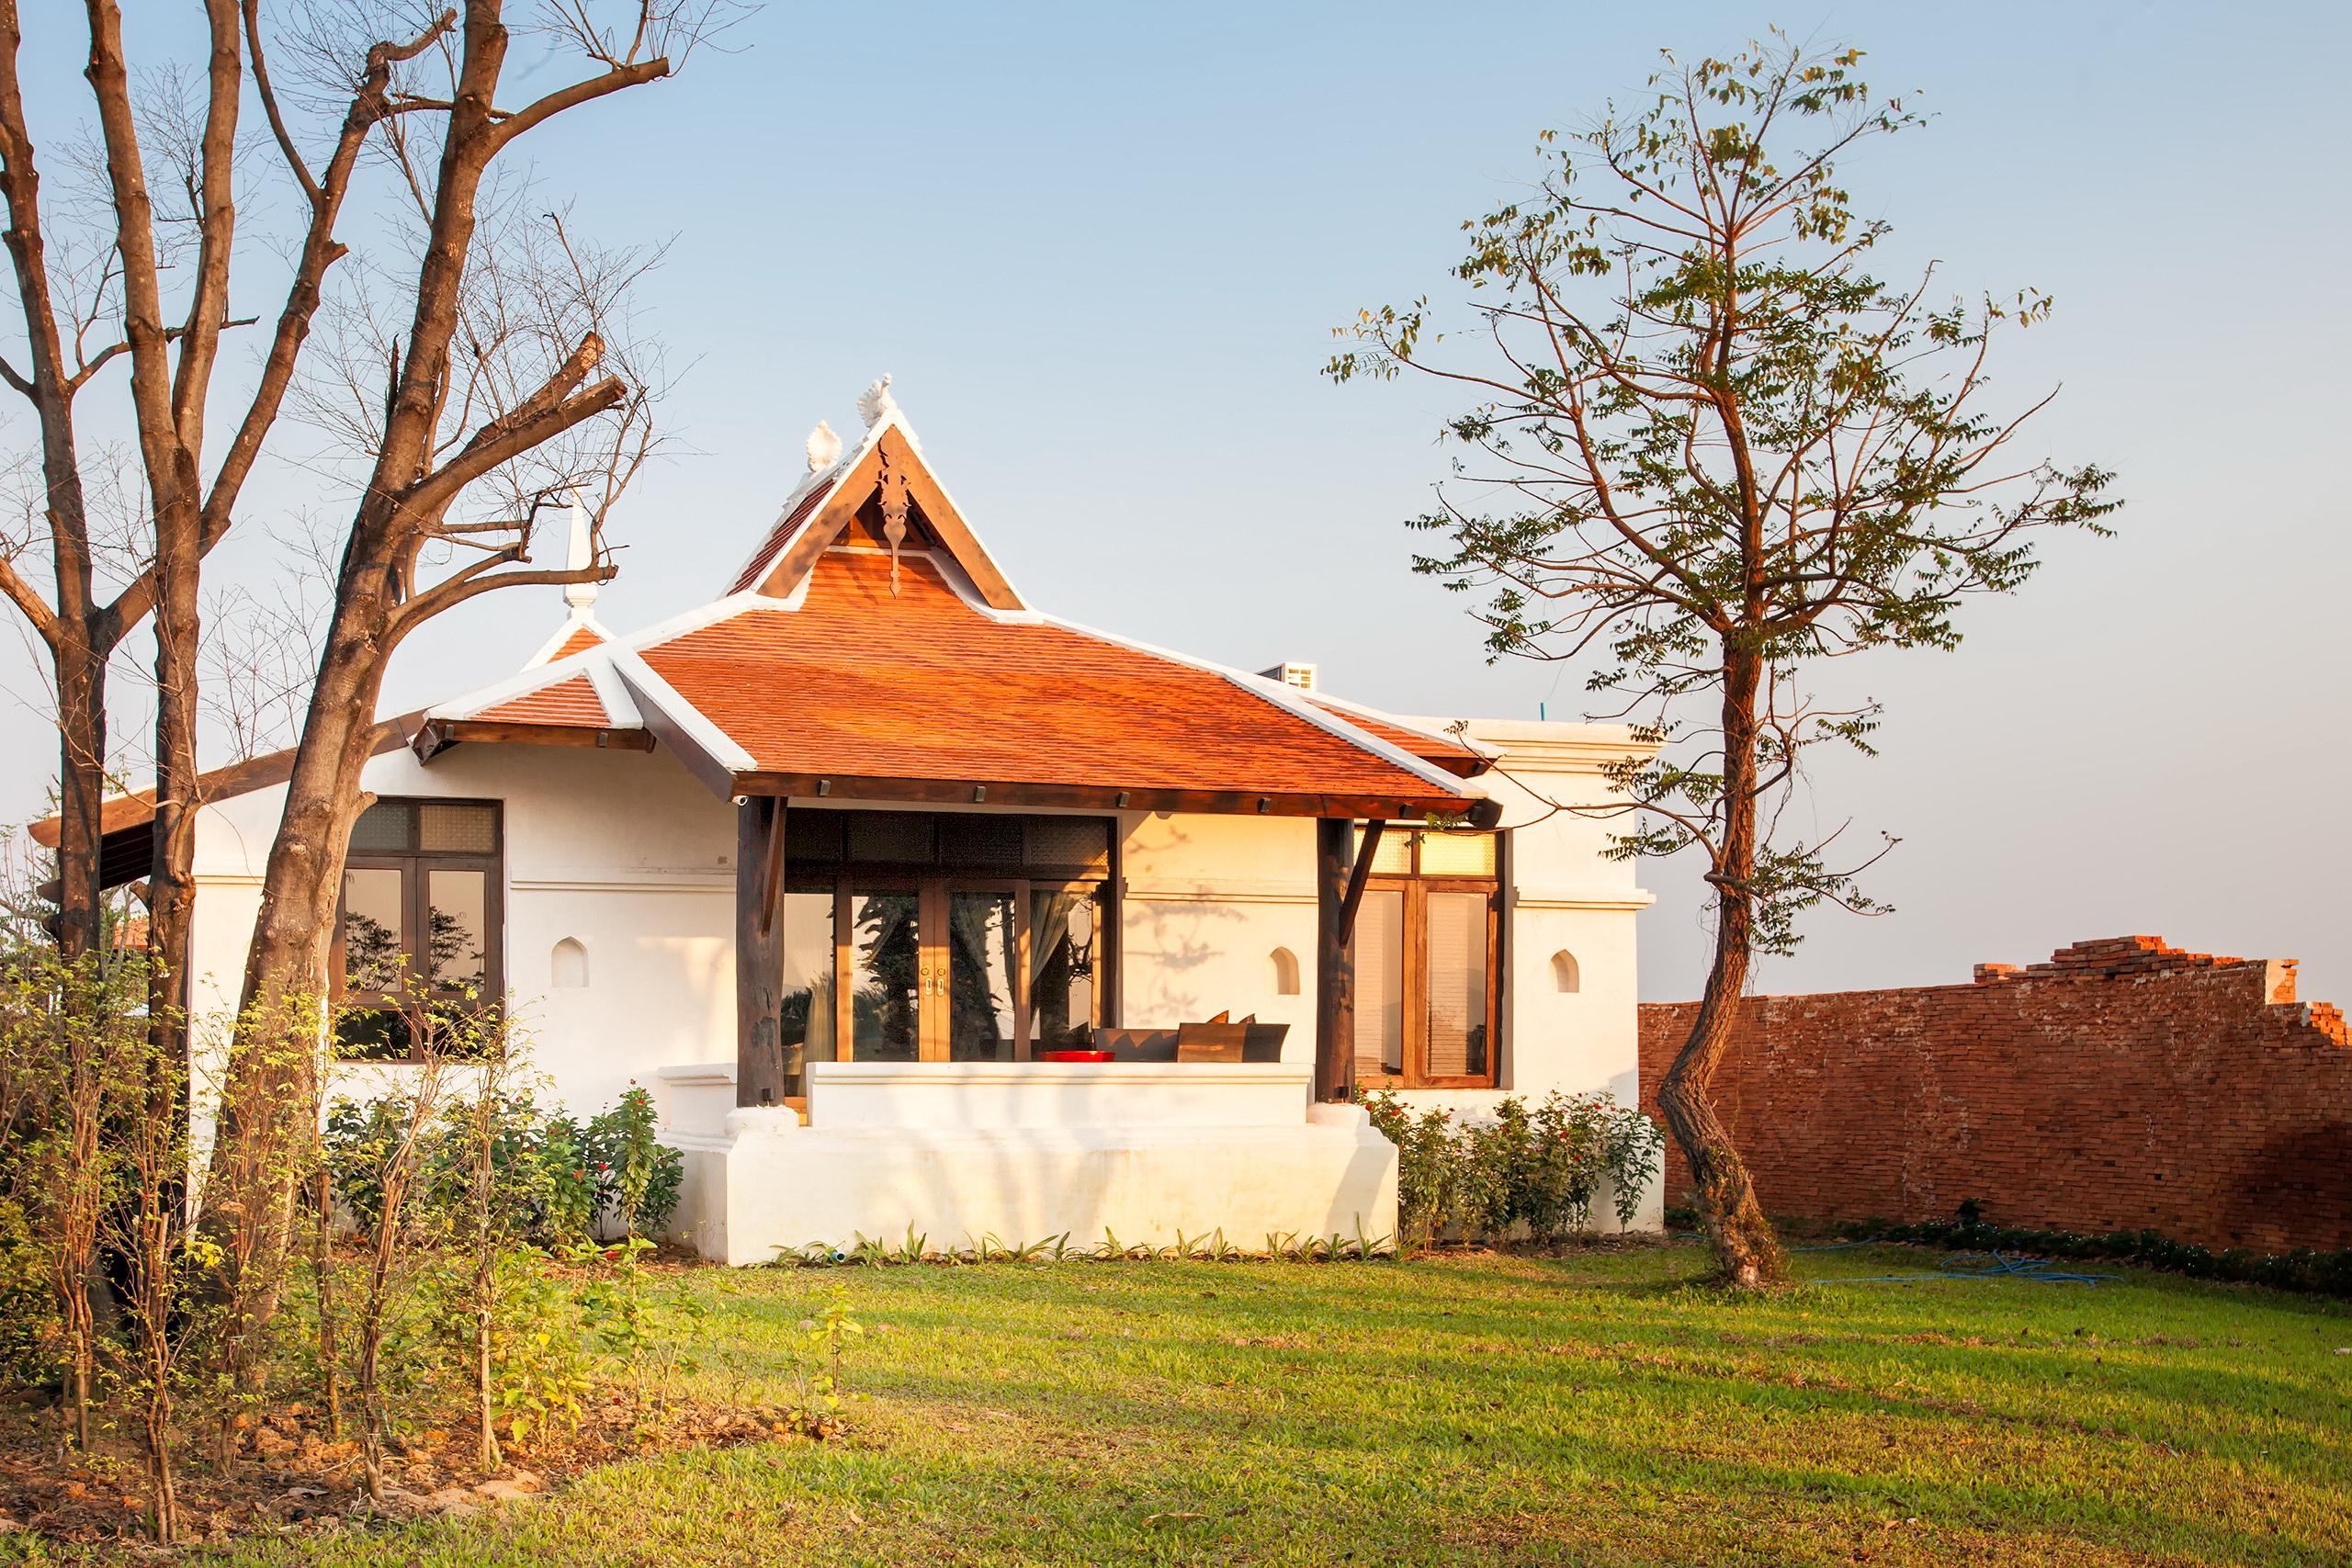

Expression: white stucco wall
xmin=1114 ymin=718 xmax=1659 ymax=1230
xmin=661 ymin=1062 xmax=1397 ymax=1264
xmin=182 ymin=716 xmax=1657 ymax=1228
xmin=188 ymin=740 xmax=738 ymax=1126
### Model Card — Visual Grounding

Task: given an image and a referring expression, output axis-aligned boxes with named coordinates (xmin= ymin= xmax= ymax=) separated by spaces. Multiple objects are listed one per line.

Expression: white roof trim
xmin=1026 ymin=613 xmax=1483 ymax=801
xmin=613 ymin=589 xmax=792 ymax=653
xmin=871 ymin=407 xmax=1027 ymax=610
xmin=1306 ymin=689 xmax=1503 ymax=761
xmin=721 ymin=446 xmax=860 ymax=594
xmin=582 ymin=654 xmax=641 ymax=728
xmin=524 ymin=608 xmax=615 ymax=669
xmin=602 ymin=642 xmax=761 ymax=775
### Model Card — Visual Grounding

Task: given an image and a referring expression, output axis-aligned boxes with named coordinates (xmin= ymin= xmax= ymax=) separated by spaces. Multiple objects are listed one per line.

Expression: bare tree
xmin=1331 ymin=35 xmax=2116 ymax=1287
xmin=0 ymin=0 xmax=717 ymax=1399
xmin=207 ymin=0 xmax=697 ymax=1385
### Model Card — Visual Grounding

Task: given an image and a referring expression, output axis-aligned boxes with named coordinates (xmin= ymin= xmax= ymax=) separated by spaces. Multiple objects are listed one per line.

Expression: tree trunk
xmin=474 ymin=1251 xmax=498 ymax=1471
xmin=60 ymin=1246 xmax=95 ymax=1452
xmin=311 ymin=1162 xmax=341 ymax=1438
xmin=207 ymin=583 xmax=399 ymax=1394
xmin=141 ymin=1385 xmax=177 ymax=1542
xmin=147 ymin=485 xmax=201 ymax=1064
xmin=1654 ymin=648 xmax=1787 ymax=1290
xmin=51 ymin=636 xmax=108 ymax=960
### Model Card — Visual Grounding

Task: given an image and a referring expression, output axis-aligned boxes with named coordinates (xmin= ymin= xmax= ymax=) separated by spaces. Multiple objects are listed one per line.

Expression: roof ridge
xmin=1301 ymin=690 xmax=1497 ymax=761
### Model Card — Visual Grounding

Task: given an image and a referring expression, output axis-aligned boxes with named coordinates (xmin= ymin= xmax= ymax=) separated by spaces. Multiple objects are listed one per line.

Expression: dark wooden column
xmin=734 ymin=797 xmax=787 ymax=1108
xmin=1313 ymin=817 xmax=1354 ymax=1103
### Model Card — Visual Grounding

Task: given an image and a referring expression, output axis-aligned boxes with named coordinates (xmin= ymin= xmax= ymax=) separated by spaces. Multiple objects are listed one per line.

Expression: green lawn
xmin=207 ymin=1243 xmax=2350 ymax=1566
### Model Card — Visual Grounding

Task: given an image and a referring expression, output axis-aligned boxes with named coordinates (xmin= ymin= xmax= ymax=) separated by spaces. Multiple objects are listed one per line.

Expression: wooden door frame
xmin=827 ymin=873 xmax=1034 ymax=1063
xmin=1360 ymin=874 xmax=1501 ymax=1090
xmin=933 ymin=877 xmax=1032 ymax=1062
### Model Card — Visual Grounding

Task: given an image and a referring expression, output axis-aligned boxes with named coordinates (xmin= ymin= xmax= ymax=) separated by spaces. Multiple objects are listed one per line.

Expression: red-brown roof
xmin=473 ymin=674 xmax=609 ymax=728
xmin=545 ymin=623 xmax=605 ymax=661
xmin=1304 ymin=697 xmax=1488 ymax=777
xmin=726 ymin=476 xmax=839 ymax=595
xmin=639 ymin=549 xmax=1460 ymax=803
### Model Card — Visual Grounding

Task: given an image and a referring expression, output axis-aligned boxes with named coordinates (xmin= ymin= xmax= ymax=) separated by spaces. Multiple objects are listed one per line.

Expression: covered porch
xmin=413 ymin=398 xmax=1502 ymax=1258
xmin=668 ymin=786 xmax=1492 ymax=1260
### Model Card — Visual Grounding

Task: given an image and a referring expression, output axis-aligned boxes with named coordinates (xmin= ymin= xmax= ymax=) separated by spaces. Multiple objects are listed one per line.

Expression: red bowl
xmin=1040 ymin=1048 xmax=1115 ymax=1063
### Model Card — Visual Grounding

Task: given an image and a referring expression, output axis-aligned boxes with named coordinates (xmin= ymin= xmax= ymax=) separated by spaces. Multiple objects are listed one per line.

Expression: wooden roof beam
xmin=725 ymin=770 xmax=1498 ymax=825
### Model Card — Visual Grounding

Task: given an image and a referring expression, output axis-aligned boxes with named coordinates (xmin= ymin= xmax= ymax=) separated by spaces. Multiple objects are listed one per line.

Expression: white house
xmin=55 ymin=383 xmax=1659 ymax=1262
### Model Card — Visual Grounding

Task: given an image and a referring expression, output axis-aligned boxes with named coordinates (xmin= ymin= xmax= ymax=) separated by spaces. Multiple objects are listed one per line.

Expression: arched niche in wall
xmin=550 ymin=936 xmax=590 ymax=989
xmin=1270 ymin=945 xmax=1301 ymax=997
xmin=1550 ymin=949 xmax=1580 ymax=994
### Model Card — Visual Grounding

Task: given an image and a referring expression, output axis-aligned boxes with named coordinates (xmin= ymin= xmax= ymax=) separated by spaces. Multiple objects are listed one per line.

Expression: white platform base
xmin=657 ymin=1061 xmax=1399 ymax=1266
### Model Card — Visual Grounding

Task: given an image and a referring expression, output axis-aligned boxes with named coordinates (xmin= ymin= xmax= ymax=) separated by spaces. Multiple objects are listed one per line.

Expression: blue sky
xmin=7 ymin=2 xmax=2348 ymax=1002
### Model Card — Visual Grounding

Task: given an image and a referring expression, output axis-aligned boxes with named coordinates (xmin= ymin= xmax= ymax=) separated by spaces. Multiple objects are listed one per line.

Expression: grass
xmin=168 ymin=1243 xmax=2352 ymax=1564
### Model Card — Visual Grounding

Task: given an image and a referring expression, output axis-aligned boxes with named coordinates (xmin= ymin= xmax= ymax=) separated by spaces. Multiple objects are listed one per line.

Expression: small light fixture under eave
xmin=1115 ymin=791 xmax=1131 ymax=809
xmin=971 ymin=784 xmax=988 ymax=803
xmin=815 ymin=779 xmax=831 ymax=796
xmin=1257 ymin=797 xmax=1272 ymax=814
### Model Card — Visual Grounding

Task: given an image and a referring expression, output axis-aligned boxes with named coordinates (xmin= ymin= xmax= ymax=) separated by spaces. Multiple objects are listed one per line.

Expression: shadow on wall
xmin=1127 ymin=897 xmax=1249 ymax=1023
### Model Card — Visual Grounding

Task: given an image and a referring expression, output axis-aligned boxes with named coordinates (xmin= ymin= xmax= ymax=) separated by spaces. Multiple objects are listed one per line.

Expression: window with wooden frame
xmin=771 ymin=809 xmax=1116 ymax=1098
xmin=332 ymin=798 xmax=503 ymax=1062
xmin=1351 ymin=826 xmax=1501 ymax=1089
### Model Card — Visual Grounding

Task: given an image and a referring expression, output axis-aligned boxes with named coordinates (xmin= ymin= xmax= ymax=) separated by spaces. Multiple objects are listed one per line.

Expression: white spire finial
xmin=855 ymin=372 xmax=899 ymax=429
xmin=806 ymin=418 xmax=842 ymax=471
xmin=563 ymin=487 xmax=598 ymax=611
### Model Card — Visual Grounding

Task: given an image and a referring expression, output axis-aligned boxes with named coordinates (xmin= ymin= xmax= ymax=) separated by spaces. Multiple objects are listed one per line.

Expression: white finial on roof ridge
xmin=805 ymin=419 xmax=842 ymax=471
xmin=563 ymin=487 xmax=598 ymax=611
xmin=855 ymin=372 xmax=899 ymax=429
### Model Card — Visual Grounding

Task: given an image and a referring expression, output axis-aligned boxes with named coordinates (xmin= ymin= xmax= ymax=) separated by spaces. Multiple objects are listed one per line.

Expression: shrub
xmin=0 ymin=1198 xmax=55 ymax=1390
xmin=583 ymin=1085 xmax=683 ymax=1240
xmin=324 ymin=1085 xmax=679 ymax=1246
xmin=1362 ymin=1089 xmax=1665 ymax=1251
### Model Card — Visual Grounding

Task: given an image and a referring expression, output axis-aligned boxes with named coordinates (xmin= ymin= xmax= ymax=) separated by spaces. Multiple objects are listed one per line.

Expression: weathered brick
xmin=1637 ymin=935 xmax=2352 ymax=1251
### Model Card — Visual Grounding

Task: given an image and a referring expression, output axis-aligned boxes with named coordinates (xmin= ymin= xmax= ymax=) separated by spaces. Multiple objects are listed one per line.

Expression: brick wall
xmin=1636 ymin=936 xmax=2352 ymax=1252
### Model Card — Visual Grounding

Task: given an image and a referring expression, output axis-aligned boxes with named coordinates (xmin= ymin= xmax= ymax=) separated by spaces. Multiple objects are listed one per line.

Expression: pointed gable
xmin=726 ymin=417 xmax=1025 ymax=610
xmin=524 ymin=616 xmax=610 ymax=669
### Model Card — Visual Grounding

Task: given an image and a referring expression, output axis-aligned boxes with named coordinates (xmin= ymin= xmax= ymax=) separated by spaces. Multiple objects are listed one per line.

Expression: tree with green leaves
xmin=1330 ymin=34 xmax=2117 ymax=1288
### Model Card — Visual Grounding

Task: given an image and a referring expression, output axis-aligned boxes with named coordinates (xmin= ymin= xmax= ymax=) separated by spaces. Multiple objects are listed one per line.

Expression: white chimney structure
xmin=1259 ymin=661 xmax=1317 ymax=692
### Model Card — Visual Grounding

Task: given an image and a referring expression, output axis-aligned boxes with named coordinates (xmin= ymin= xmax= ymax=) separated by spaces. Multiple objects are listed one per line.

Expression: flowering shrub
xmin=583 ymin=1084 xmax=684 ymax=1240
xmin=1360 ymin=1089 xmax=1665 ymax=1251
xmin=323 ymin=1085 xmax=675 ymax=1244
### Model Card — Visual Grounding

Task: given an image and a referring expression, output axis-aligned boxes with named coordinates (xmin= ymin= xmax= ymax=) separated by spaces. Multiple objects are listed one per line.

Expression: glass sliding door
xmin=836 ymin=880 xmax=1028 ymax=1063
xmin=944 ymin=886 xmax=1022 ymax=1061
xmin=1424 ymin=890 xmax=1489 ymax=1078
xmin=847 ymin=886 xmax=922 ymax=1060
xmin=1026 ymin=886 xmax=1100 ymax=1051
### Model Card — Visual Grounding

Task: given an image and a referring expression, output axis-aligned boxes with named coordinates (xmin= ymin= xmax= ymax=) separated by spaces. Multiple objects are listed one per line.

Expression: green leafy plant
xmin=783 ymin=1284 xmax=864 ymax=1436
xmin=582 ymin=1084 xmax=684 ymax=1240
xmin=484 ymin=1248 xmax=594 ymax=1445
xmin=1362 ymin=1089 xmax=1665 ymax=1251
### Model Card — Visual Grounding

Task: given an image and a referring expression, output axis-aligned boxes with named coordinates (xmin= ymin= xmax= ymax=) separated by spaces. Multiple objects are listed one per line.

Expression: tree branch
xmin=0 ymin=553 xmax=58 ymax=648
